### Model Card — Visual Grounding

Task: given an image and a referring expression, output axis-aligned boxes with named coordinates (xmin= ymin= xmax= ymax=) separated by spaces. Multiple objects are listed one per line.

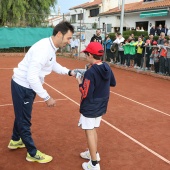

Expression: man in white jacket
xmin=8 ymin=21 xmax=75 ymax=163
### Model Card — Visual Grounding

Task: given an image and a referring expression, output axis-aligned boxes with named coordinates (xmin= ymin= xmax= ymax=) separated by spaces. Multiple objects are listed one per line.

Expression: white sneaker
xmin=80 ymin=149 xmax=100 ymax=161
xmin=82 ymin=160 xmax=100 ymax=170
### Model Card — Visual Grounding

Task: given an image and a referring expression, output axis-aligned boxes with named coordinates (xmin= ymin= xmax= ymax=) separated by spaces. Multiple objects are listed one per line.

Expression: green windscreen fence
xmin=0 ymin=27 xmax=53 ymax=49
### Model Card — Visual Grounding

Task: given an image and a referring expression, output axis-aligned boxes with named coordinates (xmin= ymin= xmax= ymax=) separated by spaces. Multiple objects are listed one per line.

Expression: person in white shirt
xmin=74 ymin=35 xmax=80 ymax=57
xmin=113 ymin=33 xmax=125 ymax=64
xmin=167 ymin=28 xmax=170 ymax=36
xmin=8 ymin=21 xmax=75 ymax=163
xmin=70 ymin=37 xmax=76 ymax=57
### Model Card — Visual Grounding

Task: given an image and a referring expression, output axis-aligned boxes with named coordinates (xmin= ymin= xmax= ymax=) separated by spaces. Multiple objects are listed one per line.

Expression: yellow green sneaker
xmin=26 ymin=150 xmax=53 ymax=163
xmin=8 ymin=138 xmax=25 ymax=149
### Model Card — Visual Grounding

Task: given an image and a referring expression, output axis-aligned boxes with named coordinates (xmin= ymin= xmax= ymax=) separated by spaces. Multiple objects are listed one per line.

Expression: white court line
xmin=110 ymin=91 xmax=170 ymax=117
xmin=45 ymin=82 xmax=170 ymax=164
xmin=0 ymin=99 xmax=67 ymax=107
xmin=102 ymin=119 xmax=170 ymax=164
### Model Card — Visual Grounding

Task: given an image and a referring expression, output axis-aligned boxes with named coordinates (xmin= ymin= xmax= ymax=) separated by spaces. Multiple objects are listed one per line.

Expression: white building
xmin=69 ymin=0 xmax=170 ymax=33
xmin=46 ymin=13 xmax=71 ymax=27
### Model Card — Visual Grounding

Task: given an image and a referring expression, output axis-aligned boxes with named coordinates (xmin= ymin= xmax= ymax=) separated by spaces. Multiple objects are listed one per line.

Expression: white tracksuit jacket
xmin=13 ymin=37 xmax=69 ymax=101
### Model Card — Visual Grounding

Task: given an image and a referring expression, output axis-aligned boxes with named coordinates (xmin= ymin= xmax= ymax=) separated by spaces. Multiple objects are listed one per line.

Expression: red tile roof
xmin=83 ymin=0 xmax=102 ymax=8
xmin=100 ymin=0 xmax=170 ymax=15
xmin=69 ymin=0 xmax=102 ymax=10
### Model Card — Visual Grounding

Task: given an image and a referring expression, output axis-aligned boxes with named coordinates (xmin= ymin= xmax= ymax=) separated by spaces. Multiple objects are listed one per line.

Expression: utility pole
xmin=63 ymin=13 xmax=64 ymax=21
xmin=79 ymin=11 xmax=82 ymax=59
xmin=120 ymin=0 xmax=125 ymax=35
xmin=61 ymin=13 xmax=64 ymax=55
xmin=104 ymin=23 xmax=107 ymax=62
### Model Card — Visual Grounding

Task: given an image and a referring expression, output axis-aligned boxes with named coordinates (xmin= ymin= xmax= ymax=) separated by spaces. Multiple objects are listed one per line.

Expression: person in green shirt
xmin=123 ymin=40 xmax=130 ymax=67
xmin=129 ymin=39 xmax=137 ymax=67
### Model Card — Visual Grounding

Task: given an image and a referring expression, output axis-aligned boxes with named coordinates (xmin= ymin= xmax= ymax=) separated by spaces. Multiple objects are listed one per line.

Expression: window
xmin=78 ymin=13 xmax=83 ymax=20
xmin=136 ymin=21 xmax=148 ymax=31
xmin=71 ymin=15 xmax=76 ymax=23
xmin=107 ymin=24 xmax=112 ymax=32
xmin=155 ymin=20 xmax=165 ymax=29
xmin=89 ymin=8 xmax=99 ymax=17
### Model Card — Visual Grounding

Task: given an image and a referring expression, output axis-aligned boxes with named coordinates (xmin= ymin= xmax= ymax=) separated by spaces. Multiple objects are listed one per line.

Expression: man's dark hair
xmin=53 ymin=21 xmax=74 ymax=36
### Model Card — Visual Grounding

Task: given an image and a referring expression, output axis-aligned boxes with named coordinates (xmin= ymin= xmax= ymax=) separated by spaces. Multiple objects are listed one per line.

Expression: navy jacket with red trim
xmin=79 ymin=62 xmax=116 ymax=118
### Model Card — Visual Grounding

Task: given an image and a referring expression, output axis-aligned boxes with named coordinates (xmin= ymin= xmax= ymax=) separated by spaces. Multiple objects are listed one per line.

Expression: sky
xmin=54 ymin=0 xmax=88 ymax=14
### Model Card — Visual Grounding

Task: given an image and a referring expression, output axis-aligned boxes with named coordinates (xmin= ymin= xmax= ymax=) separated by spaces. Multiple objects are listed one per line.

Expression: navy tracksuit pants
xmin=11 ymin=79 xmax=37 ymax=156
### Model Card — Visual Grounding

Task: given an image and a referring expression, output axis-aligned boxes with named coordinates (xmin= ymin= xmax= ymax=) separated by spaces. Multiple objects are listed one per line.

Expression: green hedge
xmin=123 ymin=30 xmax=148 ymax=36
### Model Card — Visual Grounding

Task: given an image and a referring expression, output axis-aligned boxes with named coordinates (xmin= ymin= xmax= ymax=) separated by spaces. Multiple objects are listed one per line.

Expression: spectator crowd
xmin=102 ymin=24 xmax=170 ymax=76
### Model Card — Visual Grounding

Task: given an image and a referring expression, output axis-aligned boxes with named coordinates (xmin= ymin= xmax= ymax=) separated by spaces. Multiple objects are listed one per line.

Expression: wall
xmin=99 ymin=11 xmax=170 ymax=34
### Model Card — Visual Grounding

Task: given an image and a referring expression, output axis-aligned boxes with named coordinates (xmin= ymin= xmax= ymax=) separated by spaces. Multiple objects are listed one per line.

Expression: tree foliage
xmin=0 ymin=0 xmax=57 ymax=27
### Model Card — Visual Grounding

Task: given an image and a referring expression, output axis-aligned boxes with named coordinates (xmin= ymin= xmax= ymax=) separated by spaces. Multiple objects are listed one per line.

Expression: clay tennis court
xmin=0 ymin=54 xmax=170 ymax=170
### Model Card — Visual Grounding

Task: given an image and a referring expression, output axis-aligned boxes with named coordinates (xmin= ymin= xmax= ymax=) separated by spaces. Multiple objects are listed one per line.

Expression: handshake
xmin=73 ymin=69 xmax=86 ymax=79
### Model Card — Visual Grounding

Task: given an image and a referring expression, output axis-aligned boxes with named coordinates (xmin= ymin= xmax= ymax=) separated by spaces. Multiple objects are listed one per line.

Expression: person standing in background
xmin=167 ymin=29 xmax=170 ymax=36
xmin=150 ymin=25 xmax=156 ymax=36
xmin=103 ymin=34 xmax=113 ymax=63
xmin=135 ymin=36 xmax=144 ymax=69
xmin=90 ymin=29 xmax=103 ymax=44
xmin=156 ymin=24 xmax=163 ymax=36
xmin=162 ymin=25 xmax=169 ymax=36
xmin=113 ymin=33 xmax=125 ymax=65
xmin=70 ymin=37 xmax=76 ymax=57
xmin=74 ymin=35 xmax=80 ymax=58
xmin=144 ymin=34 xmax=155 ymax=70
xmin=165 ymin=42 xmax=170 ymax=76
xmin=129 ymin=38 xmax=137 ymax=68
xmin=152 ymin=46 xmax=160 ymax=74
xmin=157 ymin=32 xmax=166 ymax=45
xmin=149 ymin=46 xmax=158 ymax=72
xmin=158 ymin=41 xmax=168 ymax=75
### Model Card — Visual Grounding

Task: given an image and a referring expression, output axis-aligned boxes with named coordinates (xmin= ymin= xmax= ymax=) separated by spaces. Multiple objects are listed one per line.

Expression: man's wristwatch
xmin=68 ymin=70 xmax=72 ymax=76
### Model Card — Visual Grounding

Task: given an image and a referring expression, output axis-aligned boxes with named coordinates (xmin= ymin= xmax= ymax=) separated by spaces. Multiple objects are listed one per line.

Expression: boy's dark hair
xmin=85 ymin=52 xmax=102 ymax=60
xmin=93 ymin=55 xmax=102 ymax=60
xmin=53 ymin=21 xmax=74 ymax=36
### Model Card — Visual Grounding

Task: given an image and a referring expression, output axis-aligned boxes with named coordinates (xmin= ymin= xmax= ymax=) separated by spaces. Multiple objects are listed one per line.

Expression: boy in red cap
xmin=76 ymin=42 xmax=116 ymax=170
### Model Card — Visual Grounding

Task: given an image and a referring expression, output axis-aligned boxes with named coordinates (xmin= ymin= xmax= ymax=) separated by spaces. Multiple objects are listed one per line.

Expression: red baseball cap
xmin=81 ymin=42 xmax=104 ymax=56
